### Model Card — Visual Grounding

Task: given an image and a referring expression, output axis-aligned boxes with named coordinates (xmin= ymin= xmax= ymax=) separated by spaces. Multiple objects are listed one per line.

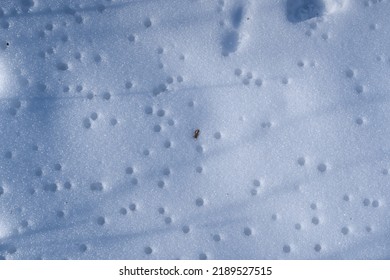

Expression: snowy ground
xmin=0 ymin=0 xmax=390 ymax=260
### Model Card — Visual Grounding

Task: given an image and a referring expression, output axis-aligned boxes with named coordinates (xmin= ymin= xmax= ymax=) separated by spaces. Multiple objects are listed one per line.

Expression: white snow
xmin=0 ymin=0 xmax=389 ymax=260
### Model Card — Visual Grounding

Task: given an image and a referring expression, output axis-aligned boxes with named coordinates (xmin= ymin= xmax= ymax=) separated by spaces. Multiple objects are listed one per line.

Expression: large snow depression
xmin=0 ymin=0 xmax=389 ymax=259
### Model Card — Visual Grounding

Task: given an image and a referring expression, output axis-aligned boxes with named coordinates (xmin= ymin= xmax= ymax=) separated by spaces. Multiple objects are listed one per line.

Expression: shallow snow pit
xmin=286 ymin=0 xmax=347 ymax=23
xmin=0 ymin=0 xmax=389 ymax=260
xmin=0 ymin=60 xmax=10 ymax=96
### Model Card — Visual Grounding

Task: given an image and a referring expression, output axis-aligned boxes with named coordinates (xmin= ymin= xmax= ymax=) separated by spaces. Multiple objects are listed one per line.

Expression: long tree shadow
xmin=3 ymin=1 xmax=142 ymax=19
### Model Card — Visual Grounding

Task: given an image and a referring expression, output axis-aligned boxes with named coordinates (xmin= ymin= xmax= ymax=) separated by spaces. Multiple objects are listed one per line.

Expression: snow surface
xmin=0 ymin=0 xmax=390 ymax=260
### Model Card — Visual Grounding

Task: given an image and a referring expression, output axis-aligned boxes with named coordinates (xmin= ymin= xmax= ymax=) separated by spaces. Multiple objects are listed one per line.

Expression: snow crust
xmin=0 ymin=0 xmax=389 ymax=259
